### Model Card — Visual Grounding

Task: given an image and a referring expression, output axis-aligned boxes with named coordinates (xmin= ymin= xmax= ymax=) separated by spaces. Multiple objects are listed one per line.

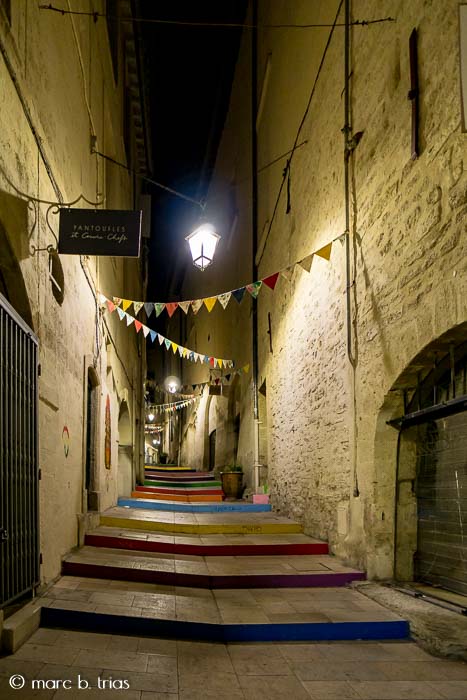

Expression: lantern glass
xmin=185 ymin=223 xmax=220 ymax=271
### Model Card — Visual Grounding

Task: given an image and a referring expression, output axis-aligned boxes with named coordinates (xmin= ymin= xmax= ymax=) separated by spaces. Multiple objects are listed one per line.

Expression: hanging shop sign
xmin=58 ymin=208 xmax=142 ymax=257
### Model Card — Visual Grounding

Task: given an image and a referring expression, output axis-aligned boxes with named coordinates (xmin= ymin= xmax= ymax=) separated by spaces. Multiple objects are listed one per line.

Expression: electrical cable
xmin=39 ymin=5 xmax=395 ymax=30
xmin=256 ymin=0 xmax=345 ymax=267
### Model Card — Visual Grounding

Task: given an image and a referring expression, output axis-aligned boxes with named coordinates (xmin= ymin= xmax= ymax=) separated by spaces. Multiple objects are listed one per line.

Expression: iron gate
xmin=0 ymin=293 xmax=39 ymax=608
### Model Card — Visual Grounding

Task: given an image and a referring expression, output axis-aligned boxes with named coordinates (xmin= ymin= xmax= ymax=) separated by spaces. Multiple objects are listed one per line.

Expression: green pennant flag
xmin=155 ymin=303 xmax=166 ymax=317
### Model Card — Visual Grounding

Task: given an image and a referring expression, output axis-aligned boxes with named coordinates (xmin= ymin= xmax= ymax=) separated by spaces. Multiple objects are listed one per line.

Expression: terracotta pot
xmin=220 ymin=471 xmax=244 ymax=499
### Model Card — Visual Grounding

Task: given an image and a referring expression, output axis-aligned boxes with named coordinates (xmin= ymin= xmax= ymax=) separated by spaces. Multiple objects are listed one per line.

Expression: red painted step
xmin=84 ymin=533 xmax=329 ymax=557
xmin=135 ymin=485 xmax=223 ymax=496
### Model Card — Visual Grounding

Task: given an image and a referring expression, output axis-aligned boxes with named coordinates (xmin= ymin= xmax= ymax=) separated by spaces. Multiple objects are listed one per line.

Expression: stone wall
xmin=0 ymin=1 xmax=146 ymax=584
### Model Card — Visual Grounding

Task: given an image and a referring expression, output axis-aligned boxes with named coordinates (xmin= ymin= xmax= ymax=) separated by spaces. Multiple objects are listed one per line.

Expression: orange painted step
xmin=130 ymin=491 xmax=223 ymax=503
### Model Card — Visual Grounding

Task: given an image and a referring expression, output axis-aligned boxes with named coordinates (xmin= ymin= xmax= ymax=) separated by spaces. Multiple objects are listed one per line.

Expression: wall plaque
xmin=58 ymin=208 xmax=142 ymax=257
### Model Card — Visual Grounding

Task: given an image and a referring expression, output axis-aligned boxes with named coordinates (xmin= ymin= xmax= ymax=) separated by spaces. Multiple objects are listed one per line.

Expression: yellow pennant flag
xmin=217 ymin=359 xmax=223 ymax=368
xmin=122 ymin=299 xmax=132 ymax=312
xmin=315 ymin=242 xmax=332 ymax=261
xmin=204 ymin=297 xmax=217 ymax=313
xmin=243 ymin=364 xmax=250 ymax=373
xmin=171 ymin=342 xmax=178 ymax=354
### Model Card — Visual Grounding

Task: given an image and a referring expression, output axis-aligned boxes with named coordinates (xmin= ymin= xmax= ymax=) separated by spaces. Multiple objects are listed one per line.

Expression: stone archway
xmin=117 ymin=399 xmax=133 ymax=497
xmin=370 ymin=320 xmax=467 ymax=581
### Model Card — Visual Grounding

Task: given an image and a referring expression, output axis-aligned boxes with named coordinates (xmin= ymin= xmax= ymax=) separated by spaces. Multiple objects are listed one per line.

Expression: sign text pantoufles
xmin=58 ymin=209 xmax=142 ymax=257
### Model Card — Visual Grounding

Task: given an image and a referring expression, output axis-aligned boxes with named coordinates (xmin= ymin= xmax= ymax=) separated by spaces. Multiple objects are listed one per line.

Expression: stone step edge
xmin=100 ymin=515 xmax=303 ymax=535
xmin=62 ymin=560 xmax=365 ymax=589
xmin=136 ymin=486 xmax=223 ymax=495
xmin=143 ymin=480 xmax=220 ymax=487
xmin=41 ymin=607 xmax=409 ymax=643
xmin=84 ymin=533 xmax=329 ymax=556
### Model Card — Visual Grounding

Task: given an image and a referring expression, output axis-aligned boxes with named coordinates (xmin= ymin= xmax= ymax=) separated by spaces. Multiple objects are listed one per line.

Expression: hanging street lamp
xmin=185 ymin=222 xmax=220 ymax=271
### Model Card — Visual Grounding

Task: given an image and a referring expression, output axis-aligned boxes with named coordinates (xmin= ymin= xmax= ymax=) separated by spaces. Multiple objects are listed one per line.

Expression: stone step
xmin=40 ymin=576 xmax=409 ymax=642
xmin=117 ymin=497 xmax=271 ymax=514
xmin=131 ymin=490 xmax=223 ymax=503
xmin=144 ymin=465 xmax=196 ymax=472
xmin=144 ymin=470 xmax=215 ymax=479
xmin=144 ymin=479 xmax=221 ymax=488
xmin=100 ymin=506 xmax=304 ymax=535
xmin=62 ymin=546 xmax=366 ymax=589
xmin=135 ymin=485 xmax=224 ymax=496
xmin=85 ymin=527 xmax=329 ymax=556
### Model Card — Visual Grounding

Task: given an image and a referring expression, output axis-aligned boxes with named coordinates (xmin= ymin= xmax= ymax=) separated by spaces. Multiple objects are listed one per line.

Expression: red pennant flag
xmin=262 ymin=272 xmax=280 ymax=291
xmin=166 ymin=302 xmax=178 ymax=318
xmin=134 ymin=320 xmax=142 ymax=333
xmin=209 ymin=357 xmax=215 ymax=367
xmin=215 ymin=378 xmax=220 ymax=385
xmin=106 ymin=300 xmax=116 ymax=313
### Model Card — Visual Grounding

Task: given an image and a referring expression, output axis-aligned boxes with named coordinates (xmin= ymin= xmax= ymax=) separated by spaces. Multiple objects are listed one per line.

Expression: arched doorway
xmin=117 ymin=399 xmax=133 ymax=497
xmin=85 ymin=366 xmax=100 ymax=511
xmin=391 ymin=326 xmax=467 ymax=594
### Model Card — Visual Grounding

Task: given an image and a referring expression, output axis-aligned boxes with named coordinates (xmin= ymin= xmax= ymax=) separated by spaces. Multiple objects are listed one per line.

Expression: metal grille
xmin=0 ymin=293 xmax=39 ymax=608
xmin=415 ymin=413 xmax=467 ymax=596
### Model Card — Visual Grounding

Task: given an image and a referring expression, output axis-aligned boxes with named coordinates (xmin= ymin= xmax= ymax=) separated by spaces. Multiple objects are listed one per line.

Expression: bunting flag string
xmin=146 ymin=364 xmax=251 ymax=395
xmin=147 ymin=396 xmax=199 ymax=412
xmin=104 ymin=234 xmax=343 ymax=320
xmin=100 ymin=295 xmax=235 ymax=369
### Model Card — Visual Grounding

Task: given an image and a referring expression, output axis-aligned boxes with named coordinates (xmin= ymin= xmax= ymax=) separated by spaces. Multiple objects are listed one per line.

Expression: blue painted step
xmin=42 ymin=607 xmax=409 ymax=643
xmin=117 ymin=497 xmax=272 ymax=513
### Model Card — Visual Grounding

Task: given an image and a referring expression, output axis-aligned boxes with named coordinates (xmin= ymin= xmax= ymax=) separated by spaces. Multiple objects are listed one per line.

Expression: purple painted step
xmin=62 ymin=560 xmax=365 ymax=589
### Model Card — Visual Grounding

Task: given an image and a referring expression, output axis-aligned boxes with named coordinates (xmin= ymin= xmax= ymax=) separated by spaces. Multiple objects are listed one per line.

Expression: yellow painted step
xmin=100 ymin=516 xmax=303 ymax=536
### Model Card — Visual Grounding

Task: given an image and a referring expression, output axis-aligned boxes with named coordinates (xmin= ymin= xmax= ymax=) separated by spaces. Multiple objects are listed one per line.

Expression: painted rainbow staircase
xmin=40 ymin=467 xmax=410 ymax=643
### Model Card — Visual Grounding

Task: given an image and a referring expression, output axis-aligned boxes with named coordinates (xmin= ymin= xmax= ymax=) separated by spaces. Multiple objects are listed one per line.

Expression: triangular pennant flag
xmin=315 ymin=242 xmax=332 ymax=260
xmin=144 ymin=302 xmax=154 ymax=317
xmin=125 ymin=313 xmax=134 ymax=326
xmin=189 ymin=352 xmax=195 ymax=362
xmin=166 ymin=302 xmax=178 ymax=318
xmin=171 ymin=342 xmax=178 ymax=354
xmin=122 ymin=299 xmax=132 ymax=312
xmin=142 ymin=326 xmax=150 ymax=338
xmin=98 ymin=294 xmax=107 ymax=305
xmin=223 ymin=360 xmax=229 ymax=368
xmin=204 ymin=297 xmax=217 ymax=313
xmin=155 ymin=303 xmax=166 ymax=317
xmin=158 ymin=334 xmax=164 ymax=345
xmin=134 ymin=320 xmax=143 ymax=333
xmin=133 ymin=301 xmax=144 ymax=315
xmin=149 ymin=330 xmax=157 ymax=343
xmin=243 ymin=364 xmax=250 ymax=373
xmin=191 ymin=299 xmax=203 ymax=315
xmin=209 ymin=357 xmax=215 ymax=367
xmin=225 ymin=373 xmax=231 ymax=381
xmin=246 ymin=281 xmax=262 ymax=298
xmin=117 ymin=307 xmax=125 ymax=321
xmin=106 ymin=300 xmax=116 ymax=313
xmin=217 ymin=359 xmax=223 ymax=368
xmin=178 ymin=345 xmax=184 ymax=357
xmin=112 ymin=297 xmax=122 ymax=307
xmin=232 ymin=287 xmax=246 ymax=304
xmin=262 ymin=272 xmax=280 ymax=291
xmin=217 ymin=292 xmax=232 ymax=309
xmin=298 ymin=254 xmax=314 ymax=272
xmin=164 ymin=338 xmax=171 ymax=350
xmin=281 ymin=267 xmax=294 ymax=281
xmin=178 ymin=301 xmax=191 ymax=314
xmin=215 ymin=378 xmax=220 ymax=385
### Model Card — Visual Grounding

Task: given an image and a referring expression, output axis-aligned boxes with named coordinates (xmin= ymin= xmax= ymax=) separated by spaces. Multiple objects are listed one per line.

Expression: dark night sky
xmin=139 ymin=1 xmax=247 ymax=299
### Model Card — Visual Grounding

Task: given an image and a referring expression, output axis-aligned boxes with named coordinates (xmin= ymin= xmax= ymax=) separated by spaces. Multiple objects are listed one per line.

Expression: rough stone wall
xmin=176 ymin=0 xmax=466 ymax=581
xmin=0 ymin=1 xmax=145 ymax=583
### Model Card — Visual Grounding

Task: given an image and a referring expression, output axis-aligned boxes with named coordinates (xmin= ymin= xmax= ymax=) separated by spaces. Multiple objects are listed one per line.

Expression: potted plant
xmin=220 ymin=464 xmax=244 ymax=499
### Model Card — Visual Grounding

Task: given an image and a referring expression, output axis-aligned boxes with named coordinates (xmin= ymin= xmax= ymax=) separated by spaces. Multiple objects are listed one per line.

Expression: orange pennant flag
xmin=315 ymin=242 xmax=332 ymax=261
xmin=166 ymin=302 xmax=178 ymax=317
xmin=134 ymin=320 xmax=142 ymax=333
xmin=204 ymin=297 xmax=217 ymax=313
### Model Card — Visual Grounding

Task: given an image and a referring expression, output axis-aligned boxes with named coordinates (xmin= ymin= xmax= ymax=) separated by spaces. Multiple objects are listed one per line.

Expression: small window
xmin=106 ymin=0 xmax=119 ymax=83
xmin=0 ymin=0 xmax=11 ymax=24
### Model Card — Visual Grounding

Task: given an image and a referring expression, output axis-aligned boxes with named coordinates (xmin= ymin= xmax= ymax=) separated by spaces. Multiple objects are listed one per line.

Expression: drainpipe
xmin=343 ymin=0 xmax=354 ymax=368
xmin=251 ymin=0 xmax=260 ymax=493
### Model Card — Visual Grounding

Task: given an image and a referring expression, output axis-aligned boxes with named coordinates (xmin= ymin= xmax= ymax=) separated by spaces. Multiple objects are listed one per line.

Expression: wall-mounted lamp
xmin=147 ymin=413 xmax=155 ymax=422
xmin=185 ymin=223 xmax=220 ymax=271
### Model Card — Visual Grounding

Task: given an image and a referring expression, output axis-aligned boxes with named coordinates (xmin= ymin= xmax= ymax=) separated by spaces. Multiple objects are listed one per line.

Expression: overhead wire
xmin=39 ymin=5 xmax=395 ymax=30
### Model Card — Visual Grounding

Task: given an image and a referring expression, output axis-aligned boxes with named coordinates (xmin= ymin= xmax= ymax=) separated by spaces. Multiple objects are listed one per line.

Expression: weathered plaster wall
xmin=0 ymin=1 xmax=145 ymax=584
